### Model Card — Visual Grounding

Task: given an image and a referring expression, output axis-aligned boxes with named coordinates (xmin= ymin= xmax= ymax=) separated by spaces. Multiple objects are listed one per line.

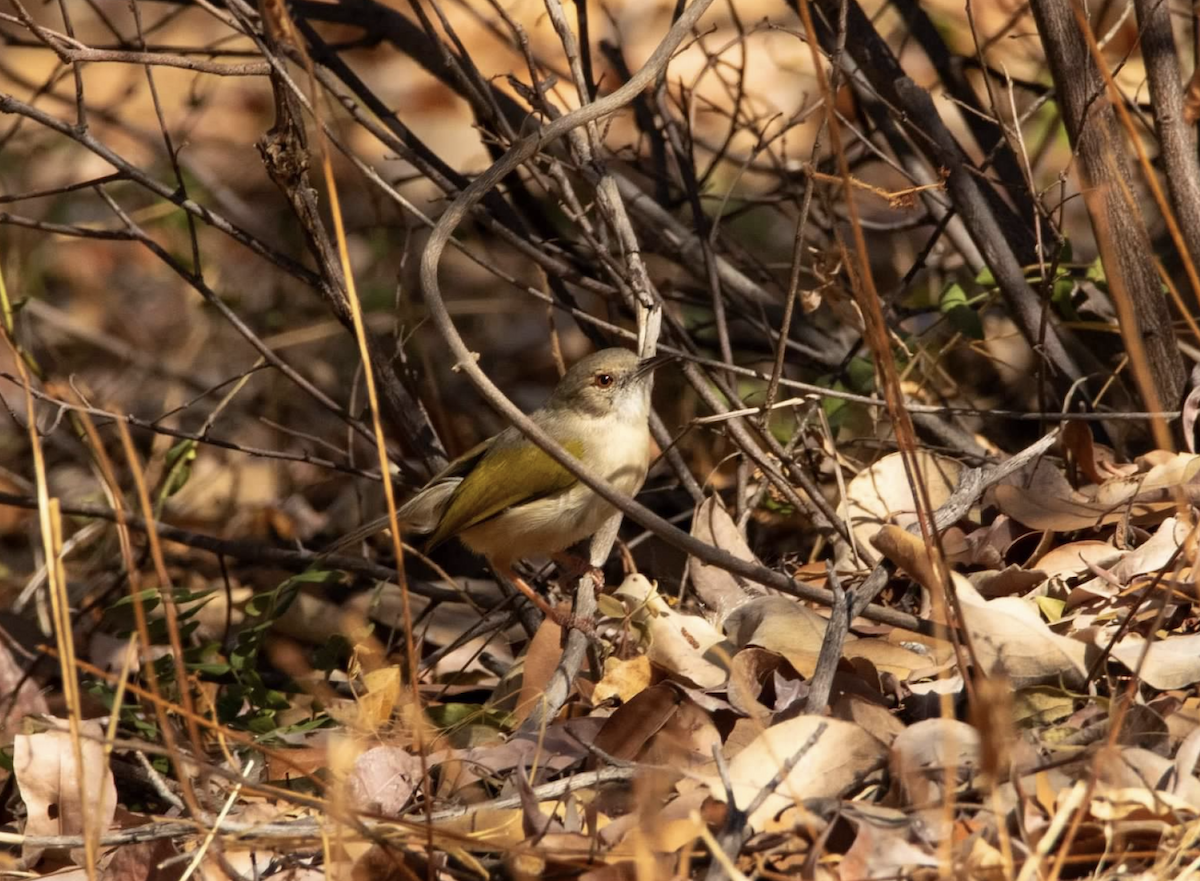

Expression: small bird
xmin=336 ymin=348 xmax=662 ymax=623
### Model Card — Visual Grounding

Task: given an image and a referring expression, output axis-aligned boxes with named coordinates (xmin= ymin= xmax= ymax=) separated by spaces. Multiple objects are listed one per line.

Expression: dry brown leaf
xmin=14 ymin=718 xmax=118 ymax=868
xmin=688 ymin=496 xmax=764 ymax=625
xmin=831 ymin=693 xmax=906 ymax=745
xmin=871 ymin=524 xmax=938 ymax=594
xmin=1033 ymin=540 xmax=1122 ymax=580
xmin=891 ymin=718 xmax=981 ymax=806
xmin=593 ymin=684 xmax=682 ymax=764
xmin=346 ymin=745 xmax=422 ymax=816
xmin=838 ymin=803 xmax=940 ymax=880
xmin=511 ymin=615 xmax=565 ymax=725
xmin=954 ymin=573 xmax=1088 ymax=688
xmin=642 ymin=698 xmax=722 ymax=781
xmin=723 ymin=595 xmax=827 ymax=675
xmin=593 ymin=655 xmax=652 ymax=705
xmin=0 ymin=473 xmax=32 ymax=536
xmin=704 ymin=715 xmax=885 ymax=829
xmin=727 ymin=647 xmax=797 ymax=720
xmin=845 ymin=450 xmax=964 ymax=550
xmin=0 ymin=640 xmax=48 ymax=733
xmin=614 ymin=574 xmax=731 ymax=688
xmin=970 ymin=565 xmax=1047 ymax=599
xmin=1062 ymin=419 xmax=1104 ymax=485
xmin=1184 ymin=364 xmax=1200 ymax=452
xmin=351 ymin=843 xmax=433 ymax=881
xmin=1109 ymin=632 xmax=1200 ymax=690
xmin=101 ymin=834 xmax=180 ymax=881
xmin=433 ymin=716 xmax=602 ymax=780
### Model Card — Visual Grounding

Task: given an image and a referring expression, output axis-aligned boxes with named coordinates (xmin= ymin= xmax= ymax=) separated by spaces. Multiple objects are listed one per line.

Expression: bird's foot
xmin=507 ymin=572 xmax=596 ymax=637
xmin=552 ymin=553 xmax=606 ymax=591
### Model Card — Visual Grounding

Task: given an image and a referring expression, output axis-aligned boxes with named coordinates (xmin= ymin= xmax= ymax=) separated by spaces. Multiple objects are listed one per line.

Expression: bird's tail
xmin=319 ymin=479 xmax=460 ymax=557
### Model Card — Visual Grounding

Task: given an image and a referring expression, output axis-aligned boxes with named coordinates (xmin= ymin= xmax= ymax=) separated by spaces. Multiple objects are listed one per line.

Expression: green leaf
xmin=845 ymin=357 xmax=877 ymax=394
xmin=1052 ymin=277 xmax=1080 ymax=322
xmin=974 ymin=265 xmax=996 ymax=288
xmin=427 ymin=703 xmax=511 ymax=731
xmin=596 ymin=594 xmax=628 ymax=619
xmin=940 ymin=283 xmax=984 ymax=339
xmin=313 ymin=635 xmax=353 ymax=674
xmin=108 ymin=589 xmax=162 ymax=613
xmin=160 ymin=440 xmax=197 ymax=500
xmin=289 ymin=569 xmax=342 ymax=585
xmin=247 ymin=710 xmax=279 ymax=734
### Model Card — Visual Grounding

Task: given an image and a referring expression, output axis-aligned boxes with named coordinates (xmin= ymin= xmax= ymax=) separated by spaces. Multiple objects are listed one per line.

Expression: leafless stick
xmin=0 ymin=491 xmax=463 ymax=604
xmin=56 ymin=46 xmax=270 ymax=76
xmin=804 ymin=569 xmax=851 ymax=714
xmin=0 ymin=765 xmax=640 ymax=852
xmin=0 ymin=374 xmax=373 ymax=478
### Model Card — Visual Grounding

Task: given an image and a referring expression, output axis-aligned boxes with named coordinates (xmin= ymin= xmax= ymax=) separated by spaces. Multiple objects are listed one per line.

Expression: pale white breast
xmin=460 ymin=414 xmax=651 ymax=566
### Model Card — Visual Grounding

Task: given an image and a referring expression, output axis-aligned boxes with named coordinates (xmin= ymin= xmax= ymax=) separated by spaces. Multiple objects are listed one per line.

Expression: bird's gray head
xmin=547 ymin=348 xmax=660 ymax=421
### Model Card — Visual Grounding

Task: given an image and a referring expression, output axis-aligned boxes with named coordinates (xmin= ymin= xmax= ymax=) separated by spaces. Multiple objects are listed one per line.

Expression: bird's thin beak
xmin=634 ymin=353 xmax=673 ymax=379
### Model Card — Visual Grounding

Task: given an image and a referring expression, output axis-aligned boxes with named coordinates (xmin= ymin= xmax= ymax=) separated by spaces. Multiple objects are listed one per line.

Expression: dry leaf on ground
xmin=14 ymin=718 xmax=118 ymax=868
xmin=703 ymin=715 xmax=885 ymax=829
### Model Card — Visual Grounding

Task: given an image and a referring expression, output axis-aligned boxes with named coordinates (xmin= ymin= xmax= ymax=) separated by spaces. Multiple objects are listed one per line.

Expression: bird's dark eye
xmin=594 ymin=372 xmax=614 ymax=389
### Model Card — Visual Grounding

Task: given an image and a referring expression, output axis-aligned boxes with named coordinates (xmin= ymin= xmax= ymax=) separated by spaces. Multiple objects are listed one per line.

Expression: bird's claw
xmin=553 ymin=554 xmax=605 ymax=590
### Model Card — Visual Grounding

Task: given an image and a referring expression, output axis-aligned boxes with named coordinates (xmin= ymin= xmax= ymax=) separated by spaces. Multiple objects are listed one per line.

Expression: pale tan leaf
xmin=954 ymin=573 xmax=1088 ymax=688
xmin=706 ymin=715 xmax=885 ymax=829
xmin=891 ymin=718 xmax=980 ymax=807
xmin=845 ymin=451 xmax=963 ymax=549
xmin=995 ymin=455 xmax=1199 ymax=531
xmin=1110 ymin=633 xmax=1200 ymax=690
xmin=1093 ymin=452 xmax=1200 ymax=507
xmin=615 ymin=574 xmax=732 ymax=688
xmin=347 ymin=745 xmax=422 ymax=816
xmin=839 ymin=804 xmax=940 ymax=880
xmin=723 ymin=595 xmax=826 ymax=678
xmin=1109 ymin=516 xmax=1190 ymax=582
xmin=14 ymin=718 xmax=117 ymax=868
xmin=843 ymin=640 xmax=932 ymax=679
xmin=1012 ymin=686 xmax=1076 ymax=727
xmin=0 ymin=640 xmax=47 ymax=732
xmin=1033 ymin=540 xmax=1121 ymax=580
xmin=689 ymin=496 xmax=763 ymax=625
xmin=993 ymin=484 xmax=1170 ymax=530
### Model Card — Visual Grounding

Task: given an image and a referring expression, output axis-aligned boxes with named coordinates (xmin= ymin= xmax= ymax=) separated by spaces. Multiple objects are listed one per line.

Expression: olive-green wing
xmin=430 ymin=435 xmax=495 ymax=482
xmin=427 ymin=437 xmax=583 ymax=549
